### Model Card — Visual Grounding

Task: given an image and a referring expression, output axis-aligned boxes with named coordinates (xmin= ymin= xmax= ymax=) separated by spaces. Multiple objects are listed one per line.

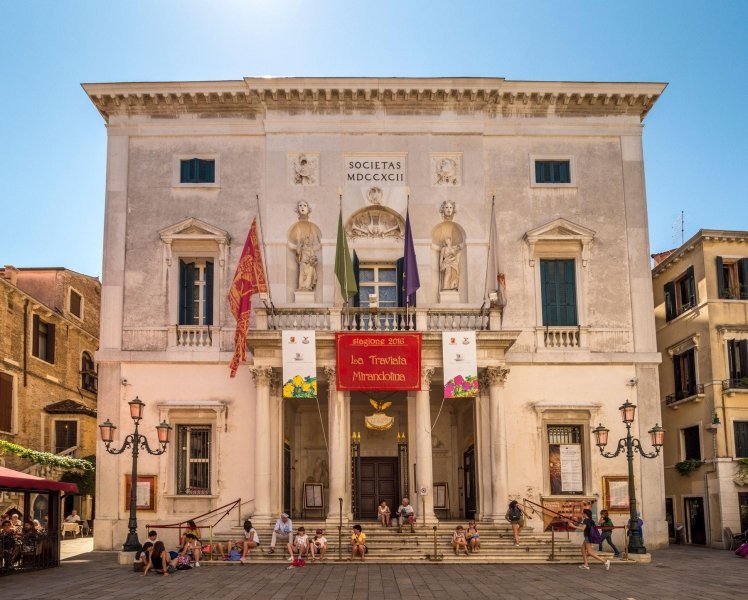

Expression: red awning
xmin=0 ymin=466 xmax=78 ymax=493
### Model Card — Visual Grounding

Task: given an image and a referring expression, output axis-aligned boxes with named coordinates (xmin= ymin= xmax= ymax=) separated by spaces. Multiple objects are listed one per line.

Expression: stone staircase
xmin=200 ymin=520 xmax=597 ymax=564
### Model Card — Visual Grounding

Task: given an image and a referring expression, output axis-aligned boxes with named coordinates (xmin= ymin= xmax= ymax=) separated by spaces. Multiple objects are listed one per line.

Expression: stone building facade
xmin=653 ymin=230 xmax=748 ymax=547
xmin=84 ymin=76 xmax=669 ymax=551
xmin=0 ymin=266 xmax=100 ymax=519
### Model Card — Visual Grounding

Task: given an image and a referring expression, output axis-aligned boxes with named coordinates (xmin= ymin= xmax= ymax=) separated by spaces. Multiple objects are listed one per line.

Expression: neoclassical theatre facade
xmin=85 ymin=77 xmax=668 ymax=550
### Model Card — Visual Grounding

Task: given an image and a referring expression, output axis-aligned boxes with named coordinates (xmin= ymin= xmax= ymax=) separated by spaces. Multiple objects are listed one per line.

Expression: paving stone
xmin=0 ymin=546 xmax=744 ymax=599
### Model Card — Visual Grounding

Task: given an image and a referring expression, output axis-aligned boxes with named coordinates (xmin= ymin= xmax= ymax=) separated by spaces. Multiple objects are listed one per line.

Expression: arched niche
xmin=287 ymin=219 xmax=322 ymax=303
xmin=431 ymin=220 xmax=467 ymax=304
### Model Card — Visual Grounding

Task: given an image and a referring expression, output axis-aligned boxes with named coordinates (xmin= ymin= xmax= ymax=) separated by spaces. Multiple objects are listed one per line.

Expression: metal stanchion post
xmin=421 ymin=496 xmax=426 ymax=528
xmin=338 ymin=497 xmax=343 ymax=561
xmin=433 ymin=525 xmax=438 ymax=560
xmin=549 ymin=526 xmax=557 ymax=561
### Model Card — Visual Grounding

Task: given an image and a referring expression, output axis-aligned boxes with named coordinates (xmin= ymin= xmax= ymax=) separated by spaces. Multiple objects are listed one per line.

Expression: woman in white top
xmin=311 ymin=529 xmax=328 ymax=560
xmin=216 ymin=519 xmax=259 ymax=561
xmin=378 ymin=500 xmax=391 ymax=527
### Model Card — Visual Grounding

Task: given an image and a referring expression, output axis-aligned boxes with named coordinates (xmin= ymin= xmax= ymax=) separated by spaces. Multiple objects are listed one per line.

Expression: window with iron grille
xmin=547 ymin=425 xmax=584 ymax=495
xmin=176 ymin=425 xmax=211 ymax=495
xmin=54 ymin=420 xmax=77 ymax=454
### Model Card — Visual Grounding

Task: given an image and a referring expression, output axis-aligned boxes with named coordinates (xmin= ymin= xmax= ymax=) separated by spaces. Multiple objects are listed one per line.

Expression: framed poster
xmin=125 ymin=475 xmax=156 ymax=512
xmin=434 ymin=483 xmax=449 ymax=509
xmin=541 ymin=498 xmax=596 ymax=532
xmin=603 ymin=476 xmax=630 ymax=512
xmin=303 ymin=483 xmax=324 ymax=509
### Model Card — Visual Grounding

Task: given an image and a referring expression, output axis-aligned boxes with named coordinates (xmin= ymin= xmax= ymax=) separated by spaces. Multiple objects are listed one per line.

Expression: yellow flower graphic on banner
xmin=283 ymin=375 xmax=317 ymax=398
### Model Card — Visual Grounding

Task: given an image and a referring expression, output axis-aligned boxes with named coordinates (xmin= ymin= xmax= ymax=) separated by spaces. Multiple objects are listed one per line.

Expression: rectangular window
xmin=735 ymin=422 xmax=748 ymax=458
xmin=32 ymin=315 xmax=55 ymax=364
xmin=673 ymin=348 xmax=698 ymax=399
xmin=0 ymin=372 xmax=12 ymax=432
xmin=547 ymin=425 xmax=583 ymax=495
xmin=358 ymin=264 xmax=398 ymax=308
xmin=179 ymin=259 xmax=214 ymax=326
xmin=682 ymin=425 xmax=701 ymax=461
xmin=180 ymin=158 xmax=215 ymax=184
xmin=727 ymin=340 xmax=748 ymax=388
xmin=540 ymin=259 xmax=578 ymax=326
xmin=69 ymin=289 xmax=83 ymax=319
xmin=716 ymin=257 xmax=748 ymax=300
xmin=54 ymin=420 xmax=77 ymax=454
xmin=665 ymin=267 xmax=697 ymax=321
xmin=535 ymin=160 xmax=571 ymax=184
xmin=176 ymin=425 xmax=211 ymax=495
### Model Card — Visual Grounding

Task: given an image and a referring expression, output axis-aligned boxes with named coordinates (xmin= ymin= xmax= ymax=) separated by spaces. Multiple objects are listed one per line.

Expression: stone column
xmin=251 ymin=366 xmax=273 ymax=521
xmin=325 ymin=366 xmax=349 ymax=524
xmin=269 ymin=373 xmax=283 ymax=516
xmin=484 ymin=366 xmax=510 ymax=522
xmin=415 ymin=366 xmax=437 ymax=524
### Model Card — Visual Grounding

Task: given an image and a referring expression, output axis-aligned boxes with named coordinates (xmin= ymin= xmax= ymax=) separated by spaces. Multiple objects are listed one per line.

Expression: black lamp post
xmin=99 ymin=396 xmax=172 ymax=552
xmin=591 ymin=399 xmax=665 ymax=555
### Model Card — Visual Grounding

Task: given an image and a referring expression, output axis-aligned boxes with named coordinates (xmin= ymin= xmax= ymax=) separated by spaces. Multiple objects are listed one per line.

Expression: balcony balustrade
xmin=175 ymin=325 xmax=213 ymax=348
xmin=665 ymin=383 xmax=705 ymax=406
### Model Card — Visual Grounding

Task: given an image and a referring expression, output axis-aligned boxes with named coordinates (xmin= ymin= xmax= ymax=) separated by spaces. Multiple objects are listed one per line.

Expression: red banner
xmin=335 ymin=333 xmax=422 ymax=391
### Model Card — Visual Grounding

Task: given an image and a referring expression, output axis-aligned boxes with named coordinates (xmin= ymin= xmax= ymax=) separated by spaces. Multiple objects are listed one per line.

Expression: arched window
xmin=81 ymin=352 xmax=97 ymax=393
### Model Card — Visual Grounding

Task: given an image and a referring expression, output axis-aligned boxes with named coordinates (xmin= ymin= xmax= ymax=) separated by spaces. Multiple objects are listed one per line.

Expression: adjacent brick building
xmin=0 ymin=265 xmax=100 ymax=520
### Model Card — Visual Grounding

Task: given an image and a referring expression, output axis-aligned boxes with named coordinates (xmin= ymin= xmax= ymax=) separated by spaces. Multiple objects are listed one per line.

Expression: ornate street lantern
xmin=592 ymin=423 xmax=610 ymax=449
xmin=156 ymin=421 xmax=172 ymax=446
xmin=128 ymin=396 xmax=145 ymax=422
xmin=648 ymin=423 xmax=665 ymax=450
xmin=99 ymin=419 xmax=117 ymax=444
xmin=619 ymin=399 xmax=636 ymax=424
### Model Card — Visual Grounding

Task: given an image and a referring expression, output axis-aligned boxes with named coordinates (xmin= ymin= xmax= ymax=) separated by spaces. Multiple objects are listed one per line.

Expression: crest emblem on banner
xmin=442 ymin=331 xmax=478 ymax=398
xmin=364 ymin=399 xmax=395 ymax=431
xmin=282 ymin=330 xmax=317 ymax=398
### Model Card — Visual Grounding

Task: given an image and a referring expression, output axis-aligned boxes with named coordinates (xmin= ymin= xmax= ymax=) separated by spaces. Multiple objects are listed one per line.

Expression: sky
xmin=1 ymin=0 xmax=746 ymax=278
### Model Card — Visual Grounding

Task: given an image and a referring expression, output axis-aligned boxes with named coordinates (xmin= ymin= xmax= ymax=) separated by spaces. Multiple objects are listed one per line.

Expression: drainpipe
xmin=705 ymin=412 xmax=721 ymax=547
xmin=23 ymin=299 xmax=29 ymax=386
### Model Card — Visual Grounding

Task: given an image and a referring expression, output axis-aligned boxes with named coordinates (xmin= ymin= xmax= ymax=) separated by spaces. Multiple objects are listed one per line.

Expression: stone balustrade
xmin=175 ymin=325 xmax=213 ymax=347
xmin=538 ymin=326 xmax=583 ymax=349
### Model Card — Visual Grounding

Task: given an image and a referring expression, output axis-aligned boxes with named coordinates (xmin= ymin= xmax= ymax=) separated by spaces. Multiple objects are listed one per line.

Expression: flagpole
xmin=339 ymin=188 xmax=348 ymax=324
xmin=483 ymin=195 xmax=496 ymax=303
xmin=405 ymin=192 xmax=410 ymax=328
xmin=255 ymin=193 xmax=276 ymax=326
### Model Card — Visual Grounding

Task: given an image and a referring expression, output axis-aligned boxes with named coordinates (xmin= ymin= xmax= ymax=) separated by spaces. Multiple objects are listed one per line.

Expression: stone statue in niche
xmin=440 ymin=237 xmax=462 ymax=291
xmin=290 ymin=200 xmax=321 ymax=292
xmin=297 ymin=236 xmax=318 ymax=291
xmin=292 ymin=153 xmax=317 ymax=185
xmin=433 ymin=200 xmax=464 ymax=293
xmin=434 ymin=157 xmax=459 ymax=186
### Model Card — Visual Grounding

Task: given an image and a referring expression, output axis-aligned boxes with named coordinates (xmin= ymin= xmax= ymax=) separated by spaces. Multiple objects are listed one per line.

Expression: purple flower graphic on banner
xmin=444 ymin=374 xmax=479 ymax=398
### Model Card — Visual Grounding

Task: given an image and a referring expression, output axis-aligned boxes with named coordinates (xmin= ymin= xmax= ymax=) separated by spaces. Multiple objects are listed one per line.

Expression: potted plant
xmin=674 ymin=458 xmax=703 ymax=476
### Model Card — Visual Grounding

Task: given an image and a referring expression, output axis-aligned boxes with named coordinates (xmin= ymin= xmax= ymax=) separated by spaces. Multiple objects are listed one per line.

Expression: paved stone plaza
xmin=1 ymin=546 xmax=744 ymax=600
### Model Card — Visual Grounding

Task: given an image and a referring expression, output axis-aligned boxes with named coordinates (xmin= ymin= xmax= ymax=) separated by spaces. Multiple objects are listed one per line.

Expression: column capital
xmin=420 ymin=366 xmax=436 ymax=391
xmin=323 ymin=365 xmax=336 ymax=378
xmin=481 ymin=365 xmax=510 ymax=388
xmin=250 ymin=365 xmax=273 ymax=385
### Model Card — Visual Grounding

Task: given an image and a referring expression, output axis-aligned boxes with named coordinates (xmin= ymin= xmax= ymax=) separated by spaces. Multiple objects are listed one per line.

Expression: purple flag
xmin=403 ymin=208 xmax=420 ymax=305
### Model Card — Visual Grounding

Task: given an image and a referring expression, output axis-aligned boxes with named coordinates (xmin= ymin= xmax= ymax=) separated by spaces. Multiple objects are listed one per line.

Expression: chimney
xmin=2 ymin=265 xmax=18 ymax=286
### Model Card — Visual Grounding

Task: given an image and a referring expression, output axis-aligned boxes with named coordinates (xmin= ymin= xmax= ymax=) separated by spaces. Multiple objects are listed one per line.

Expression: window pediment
xmin=159 ymin=217 xmax=230 ymax=266
xmin=524 ymin=218 xmax=596 ymax=266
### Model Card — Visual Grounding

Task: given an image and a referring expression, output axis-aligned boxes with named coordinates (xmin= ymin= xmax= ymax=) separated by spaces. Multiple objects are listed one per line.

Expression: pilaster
xmin=415 ymin=366 xmax=438 ymax=524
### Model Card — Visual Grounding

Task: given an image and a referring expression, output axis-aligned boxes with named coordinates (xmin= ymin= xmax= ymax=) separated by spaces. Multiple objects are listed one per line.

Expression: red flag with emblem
xmin=228 ymin=217 xmax=268 ymax=377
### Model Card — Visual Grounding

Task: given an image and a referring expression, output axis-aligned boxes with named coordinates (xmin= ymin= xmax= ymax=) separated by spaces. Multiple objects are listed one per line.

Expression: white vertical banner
xmin=560 ymin=444 xmax=583 ymax=492
xmin=442 ymin=331 xmax=479 ymax=398
xmin=282 ymin=330 xmax=317 ymax=398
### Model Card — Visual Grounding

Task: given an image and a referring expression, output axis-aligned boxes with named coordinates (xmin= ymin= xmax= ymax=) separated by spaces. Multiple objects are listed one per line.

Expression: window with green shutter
xmin=540 ymin=259 xmax=578 ymax=326
xmin=179 ymin=259 xmax=214 ymax=325
xmin=535 ymin=160 xmax=571 ymax=184
xmin=180 ymin=158 xmax=215 ymax=184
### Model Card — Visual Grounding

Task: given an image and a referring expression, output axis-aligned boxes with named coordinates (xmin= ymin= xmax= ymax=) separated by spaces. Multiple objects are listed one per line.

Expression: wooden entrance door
xmin=359 ymin=457 xmax=399 ymax=520
xmin=685 ymin=497 xmax=706 ymax=545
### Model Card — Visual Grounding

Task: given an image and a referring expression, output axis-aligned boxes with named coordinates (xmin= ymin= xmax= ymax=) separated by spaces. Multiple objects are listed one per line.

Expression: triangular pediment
xmin=524 ymin=218 xmax=596 ymax=244
xmin=159 ymin=217 xmax=231 ymax=243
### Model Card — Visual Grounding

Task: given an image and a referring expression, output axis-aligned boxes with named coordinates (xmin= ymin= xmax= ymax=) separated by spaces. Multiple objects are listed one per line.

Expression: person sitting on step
xmin=351 ymin=524 xmax=366 ymax=561
xmin=378 ymin=500 xmax=391 ymax=528
xmin=452 ymin=525 xmax=470 ymax=556
xmin=268 ymin=513 xmax=293 ymax=555
xmin=311 ymin=529 xmax=328 ymax=560
xmin=215 ymin=519 xmax=260 ymax=562
xmin=286 ymin=526 xmax=311 ymax=562
xmin=466 ymin=520 xmax=480 ymax=553
xmin=396 ymin=498 xmax=415 ymax=533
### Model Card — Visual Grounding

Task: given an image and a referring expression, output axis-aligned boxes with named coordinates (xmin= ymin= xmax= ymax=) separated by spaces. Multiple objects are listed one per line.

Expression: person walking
xmin=504 ymin=500 xmax=526 ymax=546
xmin=573 ymin=508 xmax=610 ymax=571
xmin=598 ymin=510 xmax=620 ymax=558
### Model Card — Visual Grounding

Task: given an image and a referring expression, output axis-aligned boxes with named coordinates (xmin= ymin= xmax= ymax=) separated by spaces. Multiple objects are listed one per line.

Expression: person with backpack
xmin=504 ymin=500 xmax=526 ymax=546
xmin=598 ymin=510 xmax=620 ymax=558
xmin=571 ymin=508 xmax=610 ymax=571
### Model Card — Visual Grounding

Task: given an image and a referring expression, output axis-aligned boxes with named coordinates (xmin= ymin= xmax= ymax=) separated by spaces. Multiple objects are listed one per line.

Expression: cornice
xmin=652 ymin=229 xmax=748 ymax=279
xmin=83 ymin=77 xmax=666 ymax=124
